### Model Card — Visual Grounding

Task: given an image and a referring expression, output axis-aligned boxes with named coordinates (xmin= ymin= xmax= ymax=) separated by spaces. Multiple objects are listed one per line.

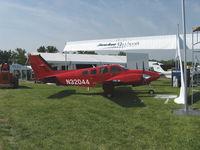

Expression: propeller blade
xmin=136 ymin=63 xmax=138 ymax=70
xmin=142 ymin=61 xmax=145 ymax=71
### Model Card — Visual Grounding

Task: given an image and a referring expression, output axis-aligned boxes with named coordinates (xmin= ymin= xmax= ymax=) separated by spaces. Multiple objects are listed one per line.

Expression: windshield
xmin=119 ymin=65 xmax=129 ymax=71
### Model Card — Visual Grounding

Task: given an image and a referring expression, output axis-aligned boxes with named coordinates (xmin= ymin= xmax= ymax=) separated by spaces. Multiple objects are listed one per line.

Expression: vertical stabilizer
xmin=28 ymin=55 xmax=54 ymax=81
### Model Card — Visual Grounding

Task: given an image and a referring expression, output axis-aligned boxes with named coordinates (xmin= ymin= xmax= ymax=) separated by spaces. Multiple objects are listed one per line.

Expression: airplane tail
xmin=28 ymin=55 xmax=55 ymax=81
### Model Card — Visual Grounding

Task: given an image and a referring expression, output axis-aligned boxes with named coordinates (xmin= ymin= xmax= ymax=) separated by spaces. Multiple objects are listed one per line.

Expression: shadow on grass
xmin=107 ymin=87 xmax=145 ymax=108
xmin=48 ymin=90 xmax=76 ymax=99
xmin=48 ymin=87 xmax=145 ymax=108
xmin=18 ymin=86 xmax=32 ymax=89
xmin=0 ymin=86 xmax=32 ymax=89
xmin=153 ymin=84 xmax=171 ymax=87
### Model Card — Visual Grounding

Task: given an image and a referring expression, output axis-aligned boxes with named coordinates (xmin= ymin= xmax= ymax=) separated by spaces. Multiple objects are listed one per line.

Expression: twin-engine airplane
xmin=29 ymin=55 xmax=160 ymax=97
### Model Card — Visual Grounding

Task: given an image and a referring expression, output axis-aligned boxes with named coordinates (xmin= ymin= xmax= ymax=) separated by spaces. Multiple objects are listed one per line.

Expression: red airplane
xmin=28 ymin=55 xmax=160 ymax=97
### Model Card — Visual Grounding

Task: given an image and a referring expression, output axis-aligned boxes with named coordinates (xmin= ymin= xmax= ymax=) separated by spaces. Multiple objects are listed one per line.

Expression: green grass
xmin=0 ymin=78 xmax=200 ymax=150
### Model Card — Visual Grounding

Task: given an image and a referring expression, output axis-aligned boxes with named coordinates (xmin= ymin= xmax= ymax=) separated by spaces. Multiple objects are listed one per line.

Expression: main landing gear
xmin=102 ymin=82 xmax=114 ymax=98
xmin=102 ymin=82 xmax=156 ymax=97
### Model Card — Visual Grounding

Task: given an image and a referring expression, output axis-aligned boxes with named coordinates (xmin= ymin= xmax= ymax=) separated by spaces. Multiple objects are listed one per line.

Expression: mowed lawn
xmin=0 ymin=78 xmax=200 ymax=150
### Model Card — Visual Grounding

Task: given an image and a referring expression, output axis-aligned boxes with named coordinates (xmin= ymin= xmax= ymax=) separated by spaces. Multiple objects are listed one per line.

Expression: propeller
xmin=136 ymin=62 xmax=138 ymax=70
xmin=142 ymin=61 xmax=145 ymax=71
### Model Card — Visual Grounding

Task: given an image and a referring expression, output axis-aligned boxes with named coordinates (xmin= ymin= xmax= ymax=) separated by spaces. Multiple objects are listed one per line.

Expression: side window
xmin=100 ymin=67 xmax=108 ymax=74
xmin=91 ymin=69 xmax=96 ymax=75
xmin=82 ymin=70 xmax=88 ymax=76
xmin=110 ymin=66 xmax=122 ymax=73
xmin=53 ymin=66 xmax=58 ymax=70
xmin=61 ymin=66 xmax=65 ymax=70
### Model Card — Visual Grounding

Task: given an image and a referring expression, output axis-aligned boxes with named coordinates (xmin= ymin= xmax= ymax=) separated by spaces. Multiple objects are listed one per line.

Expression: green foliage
xmin=118 ymin=51 xmax=126 ymax=56
xmin=37 ymin=46 xmax=59 ymax=53
xmin=0 ymin=50 xmax=13 ymax=64
xmin=14 ymin=48 xmax=27 ymax=65
xmin=77 ymin=51 xmax=97 ymax=55
xmin=37 ymin=46 xmax=46 ymax=53
xmin=0 ymin=49 xmax=27 ymax=65
xmin=46 ymin=46 xmax=59 ymax=53
xmin=153 ymin=59 xmax=193 ymax=68
xmin=159 ymin=59 xmax=175 ymax=66
xmin=0 ymin=79 xmax=200 ymax=149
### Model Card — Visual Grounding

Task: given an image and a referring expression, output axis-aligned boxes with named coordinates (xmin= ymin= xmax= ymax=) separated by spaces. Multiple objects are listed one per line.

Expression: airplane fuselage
xmin=29 ymin=55 xmax=160 ymax=96
xmin=42 ymin=65 xmax=160 ymax=87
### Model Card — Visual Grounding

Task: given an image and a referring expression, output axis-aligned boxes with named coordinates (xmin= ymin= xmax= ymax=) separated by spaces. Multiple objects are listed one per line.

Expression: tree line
xmin=1 ymin=46 xmax=187 ymax=66
xmin=0 ymin=46 xmax=59 ymax=65
xmin=0 ymin=48 xmax=27 ymax=65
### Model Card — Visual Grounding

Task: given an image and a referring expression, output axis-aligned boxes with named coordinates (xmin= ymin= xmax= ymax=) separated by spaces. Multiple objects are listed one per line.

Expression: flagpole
xmin=182 ymin=0 xmax=188 ymax=111
xmin=173 ymin=0 xmax=200 ymax=115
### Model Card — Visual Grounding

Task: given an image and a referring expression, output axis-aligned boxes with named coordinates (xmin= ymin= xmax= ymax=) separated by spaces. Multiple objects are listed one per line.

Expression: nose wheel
xmin=148 ymin=90 xmax=155 ymax=94
xmin=148 ymin=84 xmax=155 ymax=94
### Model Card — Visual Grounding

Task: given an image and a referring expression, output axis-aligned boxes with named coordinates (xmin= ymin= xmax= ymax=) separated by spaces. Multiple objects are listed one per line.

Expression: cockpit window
xmin=119 ymin=65 xmax=129 ymax=71
xmin=110 ymin=66 xmax=122 ymax=73
xmin=100 ymin=67 xmax=108 ymax=74
xmin=91 ymin=69 xmax=96 ymax=75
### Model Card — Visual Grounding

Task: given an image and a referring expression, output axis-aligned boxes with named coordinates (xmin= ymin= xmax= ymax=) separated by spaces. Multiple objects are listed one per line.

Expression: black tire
xmin=102 ymin=82 xmax=114 ymax=97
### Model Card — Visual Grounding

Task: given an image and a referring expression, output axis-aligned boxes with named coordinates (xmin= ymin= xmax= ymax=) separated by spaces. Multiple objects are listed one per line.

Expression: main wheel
xmin=102 ymin=82 xmax=114 ymax=97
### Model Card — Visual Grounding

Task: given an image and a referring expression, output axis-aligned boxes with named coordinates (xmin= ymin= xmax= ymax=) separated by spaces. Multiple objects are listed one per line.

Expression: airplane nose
xmin=153 ymin=72 xmax=160 ymax=79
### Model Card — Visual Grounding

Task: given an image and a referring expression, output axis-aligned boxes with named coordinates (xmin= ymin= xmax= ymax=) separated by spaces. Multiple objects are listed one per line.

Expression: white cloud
xmin=0 ymin=1 xmax=74 ymax=25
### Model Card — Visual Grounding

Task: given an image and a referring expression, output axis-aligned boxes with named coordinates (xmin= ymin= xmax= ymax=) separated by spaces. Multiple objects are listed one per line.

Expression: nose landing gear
xmin=148 ymin=84 xmax=155 ymax=94
xmin=148 ymin=89 xmax=155 ymax=94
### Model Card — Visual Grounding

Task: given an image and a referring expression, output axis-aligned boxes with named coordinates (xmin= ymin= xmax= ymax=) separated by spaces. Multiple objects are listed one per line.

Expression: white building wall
xmin=127 ymin=53 xmax=149 ymax=70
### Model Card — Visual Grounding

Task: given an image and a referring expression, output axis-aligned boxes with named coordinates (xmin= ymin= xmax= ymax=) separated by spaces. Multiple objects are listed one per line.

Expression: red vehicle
xmin=0 ymin=63 xmax=19 ymax=88
xmin=29 ymin=55 xmax=160 ymax=97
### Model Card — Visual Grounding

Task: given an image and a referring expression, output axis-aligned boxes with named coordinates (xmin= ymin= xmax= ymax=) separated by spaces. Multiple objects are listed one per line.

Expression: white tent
xmin=63 ymin=35 xmax=177 ymax=52
xmin=63 ymin=34 xmax=200 ymax=53
xmin=10 ymin=64 xmax=32 ymax=80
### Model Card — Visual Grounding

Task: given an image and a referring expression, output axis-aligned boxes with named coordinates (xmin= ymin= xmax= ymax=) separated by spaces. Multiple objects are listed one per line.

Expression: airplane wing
xmin=105 ymin=74 xmax=143 ymax=83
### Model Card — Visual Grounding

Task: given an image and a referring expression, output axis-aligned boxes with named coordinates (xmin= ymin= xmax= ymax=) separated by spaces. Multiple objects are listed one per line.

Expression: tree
xmin=0 ymin=49 xmax=27 ymax=65
xmin=118 ymin=51 xmax=126 ymax=56
xmin=46 ymin=46 xmax=59 ymax=53
xmin=77 ymin=51 xmax=97 ymax=55
xmin=37 ymin=46 xmax=59 ymax=53
xmin=0 ymin=50 xmax=14 ymax=64
xmin=15 ymin=48 xmax=27 ymax=65
xmin=160 ymin=59 xmax=175 ymax=66
xmin=37 ymin=46 xmax=46 ymax=53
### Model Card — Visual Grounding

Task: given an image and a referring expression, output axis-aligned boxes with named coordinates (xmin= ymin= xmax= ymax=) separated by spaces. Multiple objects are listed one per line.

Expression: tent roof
xmin=33 ymin=53 xmax=126 ymax=64
xmin=63 ymin=35 xmax=177 ymax=52
xmin=10 ymin=64 xmax=32 ymax=70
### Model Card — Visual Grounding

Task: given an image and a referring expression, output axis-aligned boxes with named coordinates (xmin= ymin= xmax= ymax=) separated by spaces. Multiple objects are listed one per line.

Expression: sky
xmin=0 ymin=0 xmax=200 ymax=60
